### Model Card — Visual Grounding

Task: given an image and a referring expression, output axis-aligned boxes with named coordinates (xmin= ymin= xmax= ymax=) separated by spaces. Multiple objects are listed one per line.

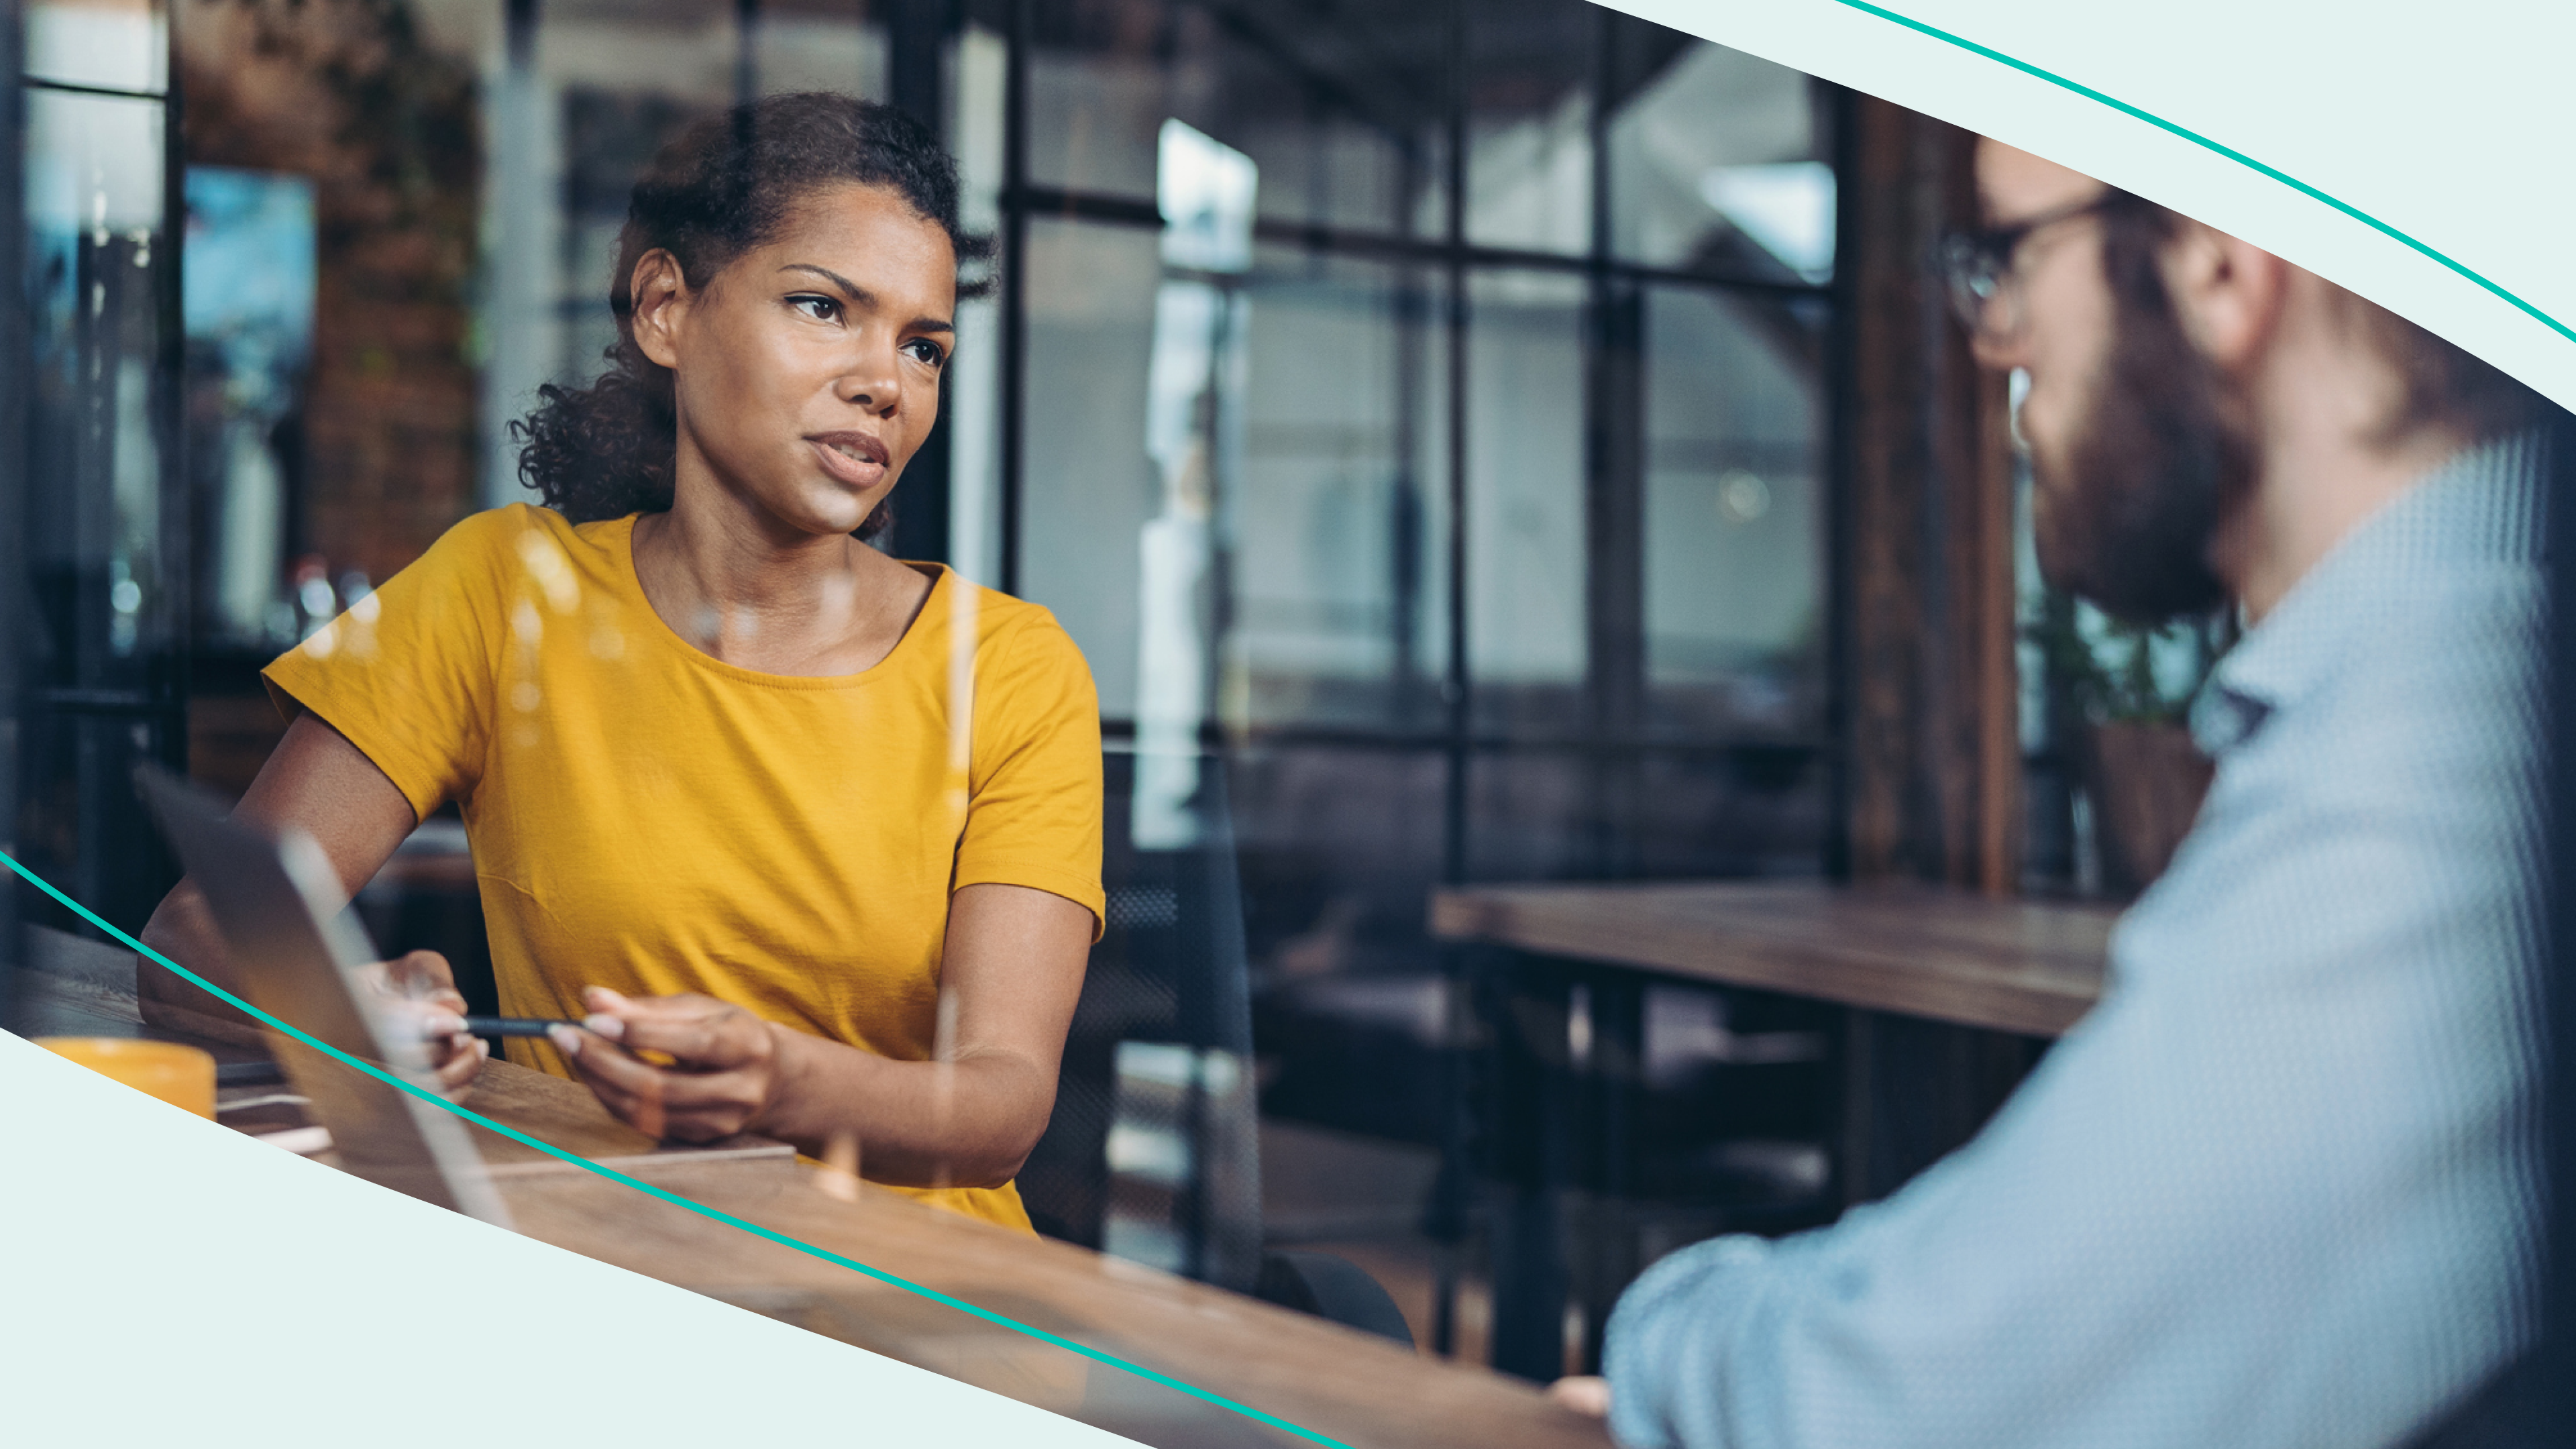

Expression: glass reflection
xmin=945 ymin=21 xmax=1008 ymax=588
xmin=1026 ymin=0 xmax=1443 ymax=237
xmin=1133 ymin=121 xmax=1254 ymax=849
xmin=1018 ymin=215 xmax=1163 ymax=714
xmin=1606 ymin=39 xmax=1834 ymax=279
xmin=0 ymin=0 xmax=1856 ymax=1381
xmin=21 ymin=75 xmax=179 ymax=933
xmin=1462 ymin=2 xmax=1595 ymax=255
xmin=26 ymin=86 xmax=170 ymax=680
xmin=1466 ymin=268 xmax=1587 ymax=734
xmin=1232 ymin=247 xmax=1445 ymax=735
xmin=184 ymin=167 xmax=315 ymax=646
xmin=1642 ymin=286 xmax=1827 ymax=739
xmin=26 ymin=0 xmax=168 ymax=95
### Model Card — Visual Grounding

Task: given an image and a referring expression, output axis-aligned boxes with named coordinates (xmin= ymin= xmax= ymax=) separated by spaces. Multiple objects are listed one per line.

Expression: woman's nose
xmin=837 ymin=350 xmax=902 ymax=415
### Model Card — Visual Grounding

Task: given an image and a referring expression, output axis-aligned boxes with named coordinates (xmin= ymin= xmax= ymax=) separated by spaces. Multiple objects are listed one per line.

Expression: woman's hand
xmin=358 ymin=949 xmax=488 ymax=1098
xmin=547 ymin=986 xmax=784 ymax=1142
xmin=536 ymin=885 xmax=1087 ymax=1175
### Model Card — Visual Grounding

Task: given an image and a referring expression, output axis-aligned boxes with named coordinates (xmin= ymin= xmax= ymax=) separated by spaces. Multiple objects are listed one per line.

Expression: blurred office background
xmin=3 ymin=0 xmax=2095 ymax=1375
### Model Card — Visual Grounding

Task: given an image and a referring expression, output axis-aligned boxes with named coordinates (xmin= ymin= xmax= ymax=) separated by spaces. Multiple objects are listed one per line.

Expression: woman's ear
xmin=2162 ymin=221 xmax=2289 ymax=374
xmin=629 ymin=249 xmax=692 ymax=370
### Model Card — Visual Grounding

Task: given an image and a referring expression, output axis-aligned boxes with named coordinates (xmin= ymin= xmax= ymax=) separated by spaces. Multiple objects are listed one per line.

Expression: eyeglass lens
xmin=1943 ymin=234 xmax=2013 ymax=336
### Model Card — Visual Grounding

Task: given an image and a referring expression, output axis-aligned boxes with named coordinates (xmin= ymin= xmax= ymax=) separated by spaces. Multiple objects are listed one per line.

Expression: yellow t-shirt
xmin=262 ymin=504 xmax=1104 ymax=1232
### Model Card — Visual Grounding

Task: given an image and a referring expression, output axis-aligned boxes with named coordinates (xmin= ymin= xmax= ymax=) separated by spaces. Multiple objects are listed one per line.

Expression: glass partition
xmin=1642 ymin=285 xmax=1829 ymax=741
xmin=1464 ymin=268 xmax=1589 ymax=737
xmin=1232 ymin=247 xmax=1446 ymax=735
xmin=1016 ymin=213 xmax=1165 ymax=716
xmin=1462 ymin=1 xmax=1594 ymax=256
xmin=3 ymin=0 xmax=1844 ymax=1380
xmin=26 ymin=0 xmax=167 ymax=94
xmin=1025 ymin=0 xmax=1444 ymax=239
xmin=18 ymin=4 xmax=181 ymax=937
xmin=1607 ymin=39 xmax=1834 ymax=281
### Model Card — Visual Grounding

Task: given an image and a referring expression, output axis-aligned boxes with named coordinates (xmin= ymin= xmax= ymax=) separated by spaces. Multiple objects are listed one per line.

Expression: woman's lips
xmin=808 ymin=433 xmax=890 ymax=488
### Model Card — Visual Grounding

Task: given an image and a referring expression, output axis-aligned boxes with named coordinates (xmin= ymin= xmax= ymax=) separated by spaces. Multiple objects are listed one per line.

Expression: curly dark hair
xmin=511 ymin=93 xmax=987 ymax=535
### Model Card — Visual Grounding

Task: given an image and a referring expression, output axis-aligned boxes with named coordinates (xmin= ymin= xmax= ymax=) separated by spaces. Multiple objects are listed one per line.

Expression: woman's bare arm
xmin=136 ymin=711 xmax=483 ymax=1091
xmin=552 ymin=881 xmax=1093 ymax=1188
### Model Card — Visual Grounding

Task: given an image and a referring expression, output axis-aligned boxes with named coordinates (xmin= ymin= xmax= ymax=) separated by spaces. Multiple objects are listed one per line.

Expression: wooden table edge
xmin=1429 ymin=883 xmax=2108 ymax=1038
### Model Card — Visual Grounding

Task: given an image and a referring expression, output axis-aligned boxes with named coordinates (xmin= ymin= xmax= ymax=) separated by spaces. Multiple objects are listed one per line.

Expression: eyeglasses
xmin=1936 ymin=192 xmax=2120 ymax=341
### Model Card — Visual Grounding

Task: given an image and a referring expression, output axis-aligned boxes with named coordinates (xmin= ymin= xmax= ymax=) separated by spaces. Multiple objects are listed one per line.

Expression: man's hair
xmin=2105 ymin=191 xmax=2552 ymax=445
xmin=2350 ymin=299 xmax=2555 ymax=445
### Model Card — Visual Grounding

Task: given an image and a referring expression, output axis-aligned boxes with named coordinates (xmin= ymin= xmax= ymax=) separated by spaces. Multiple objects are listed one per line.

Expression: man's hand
xmin=546 ymin=986 xmax=784 ymax=1142
xmin=360 ymin=949 xmax=487 ymax=1097
xmin=1549 ymin=1375 xmax=1609 ymax=1418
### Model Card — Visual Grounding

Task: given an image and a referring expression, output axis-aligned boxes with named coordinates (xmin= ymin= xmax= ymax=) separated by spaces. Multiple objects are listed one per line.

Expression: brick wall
xmin=181 ymin=0 xmax=484 ymax=590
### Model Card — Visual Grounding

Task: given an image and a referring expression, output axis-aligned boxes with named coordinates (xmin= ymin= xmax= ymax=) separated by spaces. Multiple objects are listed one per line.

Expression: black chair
xmin=1018 ymin=746 xmax=1413 ymax=1347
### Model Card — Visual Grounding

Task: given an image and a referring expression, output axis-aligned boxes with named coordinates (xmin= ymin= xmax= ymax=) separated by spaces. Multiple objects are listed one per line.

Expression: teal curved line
xmin=1823 ymin=0 xmax=2576 ymax=347
xmin=1 ymin=849 xmax=1352 ymax=1449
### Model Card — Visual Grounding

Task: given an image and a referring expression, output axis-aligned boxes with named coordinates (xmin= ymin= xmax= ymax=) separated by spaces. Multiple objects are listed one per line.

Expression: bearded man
xmin=1562 ymin=140 xmax=2558 ymax=1447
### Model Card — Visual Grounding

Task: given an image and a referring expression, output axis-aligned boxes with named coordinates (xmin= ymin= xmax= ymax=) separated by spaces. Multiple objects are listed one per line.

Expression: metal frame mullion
xmin=2537 ymin=406 xmax=2576 ymax=1439
xmin=21 ymin=75 xmax=160 ymax=103
xmin=1439 ymin=0 xmax=1471 ymax=894
xmin=1426 ymin=0 xmax=1478 ymax=1364
xmin=1 ymin=0 xmax=24 ymax=979
xmin=1012 ymin=179 xmax=1831 ymax=301
xmin=998 ymin=0 xmax=1031 ymax=596
xmin=151 ymin=0 xmax=187 ymax=779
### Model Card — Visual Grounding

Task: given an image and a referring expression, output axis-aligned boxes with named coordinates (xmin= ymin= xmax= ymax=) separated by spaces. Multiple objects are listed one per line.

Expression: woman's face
xmin=630 ymin=182 xmax=957 ymax=539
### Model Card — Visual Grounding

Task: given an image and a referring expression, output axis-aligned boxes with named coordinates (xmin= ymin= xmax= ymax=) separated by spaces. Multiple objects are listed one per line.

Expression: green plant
xmin=2023 ymin=588 xmax=2233 ymax=727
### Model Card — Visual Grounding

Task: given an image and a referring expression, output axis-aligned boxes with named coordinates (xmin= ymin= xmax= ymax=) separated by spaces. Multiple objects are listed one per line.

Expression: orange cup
xmin=36 ymin=1037 xmax=218 ymax=1118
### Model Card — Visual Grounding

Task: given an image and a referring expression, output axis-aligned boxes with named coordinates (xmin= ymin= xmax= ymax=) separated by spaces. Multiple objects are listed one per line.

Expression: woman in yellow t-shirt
xmin=138 ymin=95 xmax=1101 ymax=1232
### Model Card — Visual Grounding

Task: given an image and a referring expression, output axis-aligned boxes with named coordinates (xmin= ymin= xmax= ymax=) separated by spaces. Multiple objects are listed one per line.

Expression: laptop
xmin=134 ymin=765 xmax=513 ymax=1228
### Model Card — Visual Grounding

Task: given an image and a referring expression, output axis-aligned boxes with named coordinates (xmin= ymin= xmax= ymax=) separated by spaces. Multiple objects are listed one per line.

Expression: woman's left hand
xmin=547 ymin=986 xmax=785 ymax=1142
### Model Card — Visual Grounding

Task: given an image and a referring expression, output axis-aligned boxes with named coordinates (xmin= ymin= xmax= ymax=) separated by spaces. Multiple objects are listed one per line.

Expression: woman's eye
xmin=790 ymin=294 xmax=840 ymax=321
xmin=902 ymin=338 xmax=949 ymax=370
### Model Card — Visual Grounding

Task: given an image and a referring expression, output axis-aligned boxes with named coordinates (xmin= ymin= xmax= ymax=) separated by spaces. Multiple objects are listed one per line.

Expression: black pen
xmin=462 ymin=1015 xmax=584 ymax=1038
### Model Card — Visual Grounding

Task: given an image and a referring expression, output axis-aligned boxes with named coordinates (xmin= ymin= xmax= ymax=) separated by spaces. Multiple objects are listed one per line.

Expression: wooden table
xmin=1430 ymin=879 xmax=2118 ymax=1038
xmin=1427 ymin=879 xmax=2119 ymax=1380
xmin=4 ymin=941 xmax=1609 ymax=1449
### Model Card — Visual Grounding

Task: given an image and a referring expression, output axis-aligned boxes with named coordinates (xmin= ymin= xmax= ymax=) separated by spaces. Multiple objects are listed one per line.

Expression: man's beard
xmin=2031 ymin=245 xmax=2253 ymax=625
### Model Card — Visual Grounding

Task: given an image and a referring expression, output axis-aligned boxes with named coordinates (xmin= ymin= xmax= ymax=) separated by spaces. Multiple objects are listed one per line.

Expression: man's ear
xmin=2163 ymin=221 xmax=2288 ymax=372
xmin=629 ymin=249 xmax=692 ymax=370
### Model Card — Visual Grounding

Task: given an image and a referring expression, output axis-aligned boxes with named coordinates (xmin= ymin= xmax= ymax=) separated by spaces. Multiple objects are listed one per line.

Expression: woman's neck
xmin=631 ymin=483 xmax=932 ymax=678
